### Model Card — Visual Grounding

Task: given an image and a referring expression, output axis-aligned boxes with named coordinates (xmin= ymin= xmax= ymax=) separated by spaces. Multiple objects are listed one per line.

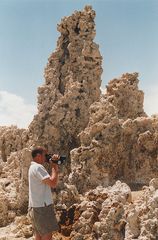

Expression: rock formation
xmin=28 ymin=5 xmax=102 ymax=157
xmin=0 ymin=126 xmax=26 ymax=162
xmin=58 ymin=179 xmax=158 ymax=240
xmin=0 ymin=5 xmax=158 ymax=240
xmin=69 ymin=73 xmax=158 ymax=193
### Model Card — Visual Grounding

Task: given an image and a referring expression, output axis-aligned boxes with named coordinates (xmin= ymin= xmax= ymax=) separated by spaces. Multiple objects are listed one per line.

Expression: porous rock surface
xmin=0 ymin=126 xmax=27 ymax=162
xmin=60 ymin=179 xmax=158 ymax=240
xmin=0 ymin=179 xmax=158 ymax=239
xmin=69 ymin=73 xmax=158 ymax=193
xmin=0 ymin=5 xmax=158 ymax=240
xmin=27 ymin=5 xmax=102 ymax=156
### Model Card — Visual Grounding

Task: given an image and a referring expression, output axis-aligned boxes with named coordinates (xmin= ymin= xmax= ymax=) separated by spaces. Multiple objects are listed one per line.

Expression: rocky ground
xmin=1 ymin=179 xmax=158 ymax=240
xmin=0 ymin=188 xmax=144 ymax=240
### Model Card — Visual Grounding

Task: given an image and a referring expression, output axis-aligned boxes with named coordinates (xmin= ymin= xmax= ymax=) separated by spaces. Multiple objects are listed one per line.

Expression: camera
xmin=45 ymin=154 xmax=66 ymax=165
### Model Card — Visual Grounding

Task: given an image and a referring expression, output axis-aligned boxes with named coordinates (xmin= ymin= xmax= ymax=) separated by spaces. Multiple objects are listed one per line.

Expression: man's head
xmin=31 ymin=147 xmax=46 ymax=164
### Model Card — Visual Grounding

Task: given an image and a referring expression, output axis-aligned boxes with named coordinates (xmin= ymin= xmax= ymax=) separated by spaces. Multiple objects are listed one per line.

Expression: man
xmin=28 ymin=147 xmax=59 ymax=240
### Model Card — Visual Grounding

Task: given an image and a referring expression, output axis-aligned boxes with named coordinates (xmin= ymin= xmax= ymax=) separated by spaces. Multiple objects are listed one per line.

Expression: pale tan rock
xmin=125 ymin=180 xmax=158 ymax=239
xmin=16 ymin=148 xmax=32 ymax=211
xmin=0 ymin=6 xmax=102 ymax=236
xmin=106 ymin=72 xmax=146 ymax=119
xmin=69 ymin=73 xmax=158 ymax=193
xmin=27 ymin=5 xmax=102 ymax=159
xmin=0 ymin=5 xmax=158 ymax=240
xmin=0 ymin=186 xmax=9 ymax=227
xmin=0 ymin=126 xmax=26 ymax=162
xmin=0 ymin=215 xmax=33 ymax=240
xmin=70 ymin=181 xmax=131 ymax=240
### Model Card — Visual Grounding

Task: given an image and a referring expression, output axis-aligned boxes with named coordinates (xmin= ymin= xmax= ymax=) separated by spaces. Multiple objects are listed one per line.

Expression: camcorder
xmin=45 ymin=154 xmax=66 ymax=165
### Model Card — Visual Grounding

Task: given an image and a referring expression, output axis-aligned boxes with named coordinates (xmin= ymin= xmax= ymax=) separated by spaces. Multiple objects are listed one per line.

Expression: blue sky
xmin=0 ymin=0 xmax=158 ymax=127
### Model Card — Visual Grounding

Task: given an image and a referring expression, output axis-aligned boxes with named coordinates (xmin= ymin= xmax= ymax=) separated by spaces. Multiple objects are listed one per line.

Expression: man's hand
xmin=42 ymin=154 xmax=59 ymax=188
xmin=50 ymin=154 xmax=60 ymax=172
xmin=51 ymin=154 xmax=60 ymax=161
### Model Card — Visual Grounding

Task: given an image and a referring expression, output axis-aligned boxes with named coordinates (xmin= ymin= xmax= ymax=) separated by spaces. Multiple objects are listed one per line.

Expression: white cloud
xmin=144 ymin=87 xmax=158 ymax=116
xmin=0 ymin=91 xmax=37 ymax=128
xmin=100 ymin=86 xmax=107 ymax=94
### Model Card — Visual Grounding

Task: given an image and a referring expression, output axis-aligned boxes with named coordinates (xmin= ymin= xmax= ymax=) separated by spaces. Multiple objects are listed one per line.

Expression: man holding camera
xmin=28 ymin=147 xmax=59 ymax=240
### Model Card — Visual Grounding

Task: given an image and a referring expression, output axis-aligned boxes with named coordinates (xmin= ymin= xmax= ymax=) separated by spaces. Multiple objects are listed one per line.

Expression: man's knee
xmin=35 ymin=232 xmax=42 ymax=240
xmin=41 ymin=232 xmax=52 ymax=240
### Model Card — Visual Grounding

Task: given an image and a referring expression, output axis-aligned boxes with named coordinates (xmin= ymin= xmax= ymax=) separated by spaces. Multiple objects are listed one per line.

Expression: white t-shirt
xmin=28 ymin=161 xmax=53 ymax=208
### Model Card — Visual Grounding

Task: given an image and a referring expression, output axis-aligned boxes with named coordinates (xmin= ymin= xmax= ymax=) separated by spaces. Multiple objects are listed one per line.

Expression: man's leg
xmin=35 ymin=232 xmax=42 ymax=240
xmin=41 ymin=232 xmax=52 ymax=240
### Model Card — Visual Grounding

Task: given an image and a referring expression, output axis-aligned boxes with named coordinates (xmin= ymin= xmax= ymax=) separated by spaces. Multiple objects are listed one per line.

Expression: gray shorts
xmin=29 ymin=204 xmax=59 ymax=236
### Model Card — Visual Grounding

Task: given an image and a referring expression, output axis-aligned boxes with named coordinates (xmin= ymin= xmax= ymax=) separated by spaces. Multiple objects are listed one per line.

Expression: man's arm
xmin=42 ymin=154 xmax=59 ymax=188
xmin=42 ymin=163 xmax=59 ymax=188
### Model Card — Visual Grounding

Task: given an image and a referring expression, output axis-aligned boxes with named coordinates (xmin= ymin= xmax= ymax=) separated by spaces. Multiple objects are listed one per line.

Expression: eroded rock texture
xmin=125 ymin=178 xmax=158 ymax=240
xmin=0 ymin=4 xmax=102 ymax=231
xmin=0 ymin=5 xmax=158 ymax=240
xmin=28 ymin=5 xmax=102 ymax=157
xmin=54 ymin=179 xmax=158 ymax=240
xmin=69 ymin=73 xmax=158 ymax=193
xmin=0 ymin=126 xmax=27 ymax=162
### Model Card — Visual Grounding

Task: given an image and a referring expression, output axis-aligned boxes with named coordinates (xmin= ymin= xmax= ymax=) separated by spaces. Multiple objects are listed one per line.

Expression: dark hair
xmin=31 ymin=147 xmax=45 ymax=159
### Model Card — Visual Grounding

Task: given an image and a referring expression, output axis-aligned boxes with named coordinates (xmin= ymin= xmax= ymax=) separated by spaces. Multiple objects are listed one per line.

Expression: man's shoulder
xmin=29 ymin=162 xmax=43 ymax=172
xmin=30 ymin=161 xmax=41 ymax=167
xmin=29 ymin=162 xmax=50 ymax=180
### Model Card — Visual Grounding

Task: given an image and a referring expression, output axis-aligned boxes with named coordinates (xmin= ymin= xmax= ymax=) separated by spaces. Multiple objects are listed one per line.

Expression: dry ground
xmin=0 ymin=190 xmax=143 ymax=240
xmin=131 ymin=190 xmax=143 ymax=202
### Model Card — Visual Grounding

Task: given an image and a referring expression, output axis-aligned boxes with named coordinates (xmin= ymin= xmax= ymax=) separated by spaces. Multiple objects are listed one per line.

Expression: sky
xmin=0 ymin=0 xmax=158 ymax=128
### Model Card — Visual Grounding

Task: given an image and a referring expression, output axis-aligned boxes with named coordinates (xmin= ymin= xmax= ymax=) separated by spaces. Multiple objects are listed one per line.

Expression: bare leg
xmin=41 ymin=232 xmax=52 ymax=240
xmin=35 ymin=232 xmax=42 ymax=240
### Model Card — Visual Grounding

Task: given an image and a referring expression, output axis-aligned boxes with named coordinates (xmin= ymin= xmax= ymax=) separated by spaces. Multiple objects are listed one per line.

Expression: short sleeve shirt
xmin=28 ymin=161 xmax=53 ymax=207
